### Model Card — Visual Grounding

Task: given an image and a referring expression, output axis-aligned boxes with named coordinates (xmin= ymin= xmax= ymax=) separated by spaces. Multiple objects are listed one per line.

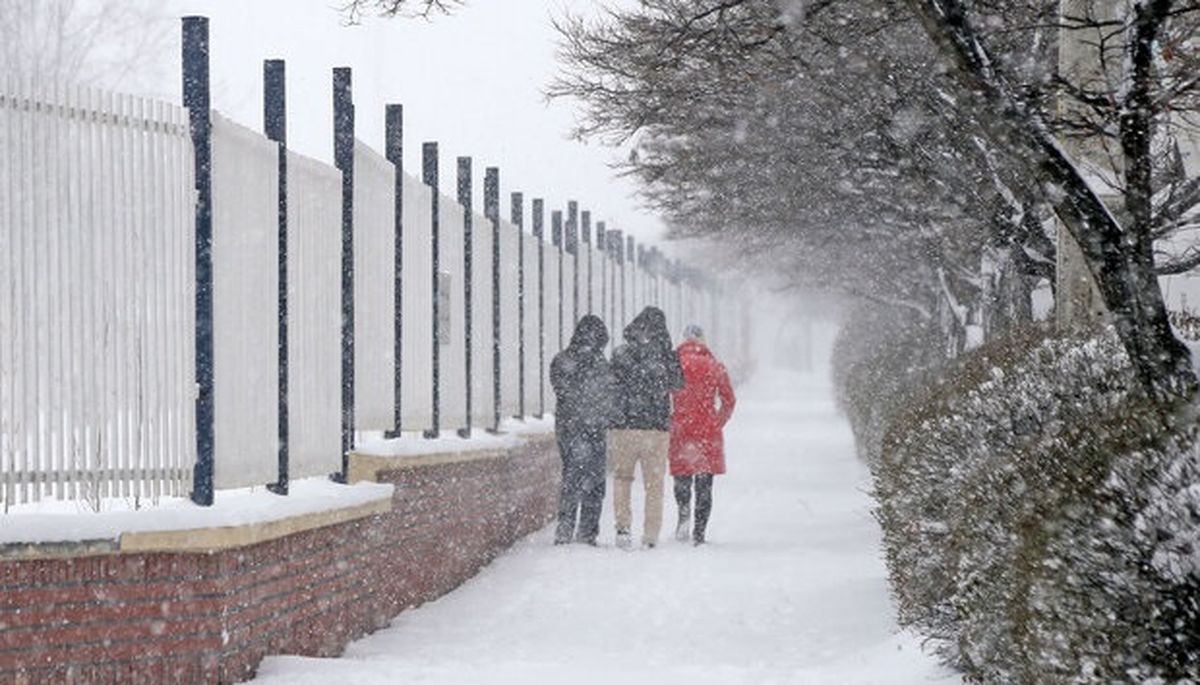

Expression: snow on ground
xmin=255 ymin=368 xmax=959 ymax=684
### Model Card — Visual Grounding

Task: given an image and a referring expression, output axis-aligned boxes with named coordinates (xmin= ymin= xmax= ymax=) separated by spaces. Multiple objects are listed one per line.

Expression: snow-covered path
xmin=255 ymin=369 xmax=958 ymax=684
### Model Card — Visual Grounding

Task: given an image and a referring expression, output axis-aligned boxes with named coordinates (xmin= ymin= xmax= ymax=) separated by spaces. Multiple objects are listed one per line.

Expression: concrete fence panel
xmin=401 ymin=173 xmax=435 ymax=432
xmin=352 ymin=140 xmax=397 ymax=432
xmin=211 ymin=113 xmax=279 ymax=489
xmin=286 ymin=150 xmax=342 ymax=479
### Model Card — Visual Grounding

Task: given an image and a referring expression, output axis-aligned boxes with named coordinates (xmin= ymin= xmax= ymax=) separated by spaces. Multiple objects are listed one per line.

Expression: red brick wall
xmin=0 ymin=437 xmax=559 ymax=684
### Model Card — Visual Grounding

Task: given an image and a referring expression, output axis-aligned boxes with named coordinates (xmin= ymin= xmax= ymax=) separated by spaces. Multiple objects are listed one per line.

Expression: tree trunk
xmin=904 ymin=0 xmax=1196 ymax=403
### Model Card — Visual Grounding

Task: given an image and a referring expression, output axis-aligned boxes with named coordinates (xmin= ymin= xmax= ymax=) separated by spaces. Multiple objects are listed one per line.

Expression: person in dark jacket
xmin=608 ymin=307 xmax=685 ymax=549
xmin=550 ymin=315 xmax=620 ymax=545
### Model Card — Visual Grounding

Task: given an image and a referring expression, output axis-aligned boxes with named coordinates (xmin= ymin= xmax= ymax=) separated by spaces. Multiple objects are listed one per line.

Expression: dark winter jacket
xmin=551 ymin=315 xmax=621 ymax=436
xmin=610 ymin=307 xmax=684 ymax=431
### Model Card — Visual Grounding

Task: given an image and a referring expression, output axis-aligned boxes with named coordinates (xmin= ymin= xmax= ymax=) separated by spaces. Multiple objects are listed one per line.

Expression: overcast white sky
xmin=157 ymin=0 xmax=666 ymax=243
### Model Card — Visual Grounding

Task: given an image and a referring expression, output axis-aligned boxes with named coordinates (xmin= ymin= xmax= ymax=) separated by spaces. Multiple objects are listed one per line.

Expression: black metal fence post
xmin=485 ymin=167 xmax=501 ymax=432
xmin=659 ymin=251 xmax=666 ymax=307
xmin=552 ymin=210 xmax=564 ymax=349
xmin=637 ymin=244 xmax=646 ymax=310
xmin=582 ymin=210 xmax=592 ymax=315
xmin=651 ymin=248 xmax=658 ymax=306
xmin=567 ymin=201 xmax=578 ymax=326
xmin=184 ymin=16 xmax=214 ymax=506
xmin=611 ymin=230 xmax=622 ymax=332
xmin=264 ymin=58 xmax=289 ymax=495
xmin=385 ymin=104 xmax=404 ymax=438
xmin=512 ymin=192 xmax=525 ymax=419
xmin=664 ymin=257 xmax=672 ymax=326
xmin=672 ymin=260 xmax=681 ymax=328
xmin=666 ymin=257 xmax=672 ymax=325
xmin=606 ymin=230 xmax=614 ymax=329
xmin=424 ymin=142 xmax=440 ymax=438
xmin=533 ymin=199 xmax=545 ymax=418
xmin=705 ymin=278 xmax=715 ymax=350
xmin=649 ymin=249 xmax=656 ymax=305
xmin=332 ymin=67 xmax=354 ymax=483
xmin=623 ymin=234 xmax=631 ymax=330
xmin=595 ymin=220 xmax=604 ymax=330
xmin=457 ymin=157 xmax=473 ymax=438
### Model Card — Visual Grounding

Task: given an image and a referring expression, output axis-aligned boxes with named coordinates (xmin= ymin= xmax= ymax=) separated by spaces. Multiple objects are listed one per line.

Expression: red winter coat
xmin=669 ymin=341 xmax=736 ymax=476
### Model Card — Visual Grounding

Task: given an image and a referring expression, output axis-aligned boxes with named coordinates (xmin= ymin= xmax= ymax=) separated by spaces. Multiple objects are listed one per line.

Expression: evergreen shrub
xmin=838 ymin=322 xmax=1200 ymax=682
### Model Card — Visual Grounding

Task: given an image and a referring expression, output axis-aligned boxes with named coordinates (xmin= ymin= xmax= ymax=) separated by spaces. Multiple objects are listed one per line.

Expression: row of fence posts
xmin=0 ymin=17 xmax=723 ymax=509
xmin=179 ymin=17 xmax=718 ymax=506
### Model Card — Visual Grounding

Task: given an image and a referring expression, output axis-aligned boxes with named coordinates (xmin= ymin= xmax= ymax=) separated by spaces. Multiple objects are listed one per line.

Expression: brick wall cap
xmin=0 ymin=479 xmax=395 ymax=555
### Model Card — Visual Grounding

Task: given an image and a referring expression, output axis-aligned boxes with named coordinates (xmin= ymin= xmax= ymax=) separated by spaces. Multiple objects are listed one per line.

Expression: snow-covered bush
xmin=831 ymin=307 xmax=944 ymax=464
xmin=856 ymin=325 xmax=1200 ymax=682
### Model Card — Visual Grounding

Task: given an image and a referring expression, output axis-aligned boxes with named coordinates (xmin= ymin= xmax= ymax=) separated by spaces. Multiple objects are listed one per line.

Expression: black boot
xmin=675 ymin=505 xmax=691 ymax=542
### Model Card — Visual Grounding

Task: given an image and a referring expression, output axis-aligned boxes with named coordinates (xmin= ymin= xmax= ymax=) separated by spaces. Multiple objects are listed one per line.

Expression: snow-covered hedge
xmin=845 ymin=324 xmax=1200 ymax=681
xmin=831 ymin=307 xmax=944 ymax=464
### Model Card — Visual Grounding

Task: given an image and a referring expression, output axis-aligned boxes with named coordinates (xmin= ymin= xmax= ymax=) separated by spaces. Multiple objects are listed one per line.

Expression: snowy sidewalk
xmin=254 ymin=369 xmax=958 ymax=684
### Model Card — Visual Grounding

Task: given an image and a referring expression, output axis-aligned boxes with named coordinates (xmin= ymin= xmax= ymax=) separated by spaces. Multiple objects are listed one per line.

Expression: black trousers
xmin=556 ymin=430 xmax=607 ymax=544
xmin=673 ymin=474 xmax=714 ymax=540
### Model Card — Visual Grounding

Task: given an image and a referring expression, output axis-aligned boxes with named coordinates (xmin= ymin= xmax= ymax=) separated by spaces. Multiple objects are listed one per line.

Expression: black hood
xmin=570 ymin=314 xmax=609 ymax=350
xmin=624 ymin=307 xmax=670 ymax=348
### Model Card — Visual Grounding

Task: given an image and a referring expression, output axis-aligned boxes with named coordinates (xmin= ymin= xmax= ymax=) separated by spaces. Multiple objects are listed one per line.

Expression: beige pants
xmin=609 ymin=429 xmax=670 ymax=545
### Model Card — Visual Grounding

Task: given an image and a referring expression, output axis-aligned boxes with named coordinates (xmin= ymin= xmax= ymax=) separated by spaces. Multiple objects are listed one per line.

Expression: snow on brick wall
xmin=0 ymin=437 xmax=559 ymax=684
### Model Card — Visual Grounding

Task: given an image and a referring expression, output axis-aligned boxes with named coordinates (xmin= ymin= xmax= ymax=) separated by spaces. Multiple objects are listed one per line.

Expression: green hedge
xmin=838 ymin=322 xmax=1200 ymax=682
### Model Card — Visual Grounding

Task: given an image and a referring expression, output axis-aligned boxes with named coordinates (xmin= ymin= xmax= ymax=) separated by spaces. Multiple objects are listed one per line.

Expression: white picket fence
xmin=0 ymin=75 xmax=745 ymax=508
xmin=0 ymin=81 xmax=197 ymax=508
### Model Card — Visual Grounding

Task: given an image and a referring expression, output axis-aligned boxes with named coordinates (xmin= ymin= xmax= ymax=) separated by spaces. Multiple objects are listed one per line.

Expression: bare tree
xmin=338 ymin=0 xmax=463 ymax=23
xmin=552 ymin=0 xmax=1053 ymax=356
xmin=903 ymin=0 xmax=1200 ymax=400
xmin=0 ymin=0 xmax=172 ymax=94
xmin=554 ymin=0 xmax=1200 ymax=400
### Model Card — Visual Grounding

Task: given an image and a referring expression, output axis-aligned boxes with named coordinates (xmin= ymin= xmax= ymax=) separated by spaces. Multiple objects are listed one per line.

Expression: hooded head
xmin=683 ymin=324 xmax=705 ymax=342
xmin=570 ymin=314 xmax=609 ymax=350
xmin=624 ymin=306 xmax=671 ymax=348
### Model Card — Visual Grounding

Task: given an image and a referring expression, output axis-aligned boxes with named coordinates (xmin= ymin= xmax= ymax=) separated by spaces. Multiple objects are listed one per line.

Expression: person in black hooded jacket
xmin=550 ymin=315 xmax=620 ymax=545
xmin=608 ymin=307 xmax=684 ymax=549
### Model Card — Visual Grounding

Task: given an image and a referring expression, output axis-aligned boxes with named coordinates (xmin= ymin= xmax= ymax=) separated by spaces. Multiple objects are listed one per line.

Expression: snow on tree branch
xmin=338 ymin=0 xmax=462 ymax=23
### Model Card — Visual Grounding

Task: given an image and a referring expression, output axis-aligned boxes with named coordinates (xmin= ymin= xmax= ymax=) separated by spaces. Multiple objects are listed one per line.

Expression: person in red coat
xmin=670 ymin=324 xmax=736 ymax=545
